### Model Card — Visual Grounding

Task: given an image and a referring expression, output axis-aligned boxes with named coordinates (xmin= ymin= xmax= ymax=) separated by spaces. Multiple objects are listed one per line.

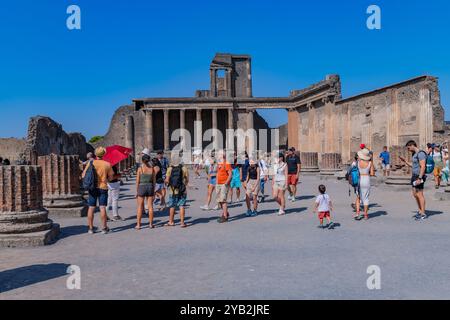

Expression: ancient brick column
xmin=320 ymin=153 xmax=342 ymax=175
xmin=0 ymin=165 xmax=60 ymax=247
xmin=300 ymin=152 xmax=319 ymax=174
xmin=38 ymin=154 xmax=87 ymax=217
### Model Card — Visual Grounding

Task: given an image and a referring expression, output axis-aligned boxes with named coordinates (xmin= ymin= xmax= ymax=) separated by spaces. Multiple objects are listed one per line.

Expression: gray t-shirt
xmin=412 ymin=151 xmax=427 ymax=176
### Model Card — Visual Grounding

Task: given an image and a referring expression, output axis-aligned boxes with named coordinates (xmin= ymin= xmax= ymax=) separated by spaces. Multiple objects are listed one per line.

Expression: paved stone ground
xmin=1 ymin=172 xmax=449 ymax=300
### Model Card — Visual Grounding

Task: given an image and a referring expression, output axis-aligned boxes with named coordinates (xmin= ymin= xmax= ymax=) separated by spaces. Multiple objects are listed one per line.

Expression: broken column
xmin=300 ymin=152 xmax=319 ymax=174
xmin=38 ymin=154 xmax=87 ymax=217
xmin=320 ymin=153 xmax=342 ymax=176
xmin=0 ymin=165 xmax=60 ymax=247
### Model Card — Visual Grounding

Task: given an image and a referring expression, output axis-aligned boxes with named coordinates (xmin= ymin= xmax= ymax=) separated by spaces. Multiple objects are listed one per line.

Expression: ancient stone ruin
xmin=38 ymin=154 xmax=87 ymax=217
xmin=97 ymin=53 xmax=449 ymax=168
xmin=0 ymin=165 xmax=60 ymax=247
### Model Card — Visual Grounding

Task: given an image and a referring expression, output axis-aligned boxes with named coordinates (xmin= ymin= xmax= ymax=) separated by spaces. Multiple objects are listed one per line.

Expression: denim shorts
xmin=88 ymin=188 xmax=109 ymax=207
xmin=167 ymin=194 xmax=187 ymax=209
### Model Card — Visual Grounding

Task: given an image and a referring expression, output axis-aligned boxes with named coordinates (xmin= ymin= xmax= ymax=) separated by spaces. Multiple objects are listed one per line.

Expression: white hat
xmin=141 ymin=148 xmax=150 ymax=156
xmin=357 ymin=148 xmax=371 ymax=161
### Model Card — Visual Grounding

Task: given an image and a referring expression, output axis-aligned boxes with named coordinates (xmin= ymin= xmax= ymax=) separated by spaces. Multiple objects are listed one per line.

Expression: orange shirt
xmin=217 ymin=162 xmax=232 ymax=185
xmin=83 ymin=159 xmax=114 ymax=190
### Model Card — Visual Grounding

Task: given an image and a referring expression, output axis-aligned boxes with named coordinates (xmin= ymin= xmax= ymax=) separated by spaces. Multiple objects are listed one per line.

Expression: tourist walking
xmin=136 ymin=154 xmax=158 ymax=229
xmin=314 ymin=185 xmax=334 ymax=229
xmin=165 ymin=154 xmax=189 ymax=228
xmin=442 ymin=148 xmax=450 ymax=186
xmin=400 ymin=140 xmax=428 ymax=220
xmin=82 ymin=147 xmax=114 ymax=234
xmin=355 ymin=148 xmax=374 ymax=220
xmin=379 ymin=146 xmax=391 ymax=176
xmin=152 ymin=157 xmax=167 ymax=210
xmin=200 ymin=157 xmax=218 ymax=210
xmin=245 ymin=159 xmax=260 ymax=217
xmin=229 ymin=158 xmax=242 ymax=203
xmin=155 ymin=150 xmax=169 ymax=206
xmin=216 ymin=151 xmax=232 ymax=223
xmin=240 ymin=152 xmax=250 ymax=188
xmin=258 ymin=155 xmax=269 ymax=203
xmin=107 ymin=165 xmax=123 ymax=221
xmin=286 ymin=147 xmax=301 ymax=202
xmin=431 ymin=144 xmax=445 ymax=189
xmin=272 ymin=152 xmax=288 ymax=216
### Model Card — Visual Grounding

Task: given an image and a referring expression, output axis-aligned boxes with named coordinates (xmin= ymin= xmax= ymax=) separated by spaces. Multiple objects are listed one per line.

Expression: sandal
xmin=217 ymin=216 xmax=228 ymax=223
xmin=180 ymin=224 xmax=187 ymax=228
xmin=135 ymin=226 xmax=142 ymax=230
xmin=164 ymin=222 xmax=175 ymax=227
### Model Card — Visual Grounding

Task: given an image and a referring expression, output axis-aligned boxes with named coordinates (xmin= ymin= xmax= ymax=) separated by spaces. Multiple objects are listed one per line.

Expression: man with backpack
xmin=400 ymin=140 xmax=428 ymax=220
xmin=82 ymin=147 xmax=115 ymax=234
xmin=165 ymin=153 xmax=189 ymax=228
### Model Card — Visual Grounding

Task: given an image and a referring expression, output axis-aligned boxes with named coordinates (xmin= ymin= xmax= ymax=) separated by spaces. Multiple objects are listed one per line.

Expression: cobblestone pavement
xmin=1 ymin=172 xmax=449 ymax=300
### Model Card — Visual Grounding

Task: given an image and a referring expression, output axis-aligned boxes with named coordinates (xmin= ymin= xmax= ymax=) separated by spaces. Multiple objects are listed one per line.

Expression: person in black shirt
xmin=286 ymin=147 xmax=301 ymax=202
xmin=152 ymin=157 xmax=167 ymax=210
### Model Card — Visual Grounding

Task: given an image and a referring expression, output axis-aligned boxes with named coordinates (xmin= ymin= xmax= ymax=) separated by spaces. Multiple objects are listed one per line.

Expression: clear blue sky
xmin=0 ymin=0 xmax=449 ymax=139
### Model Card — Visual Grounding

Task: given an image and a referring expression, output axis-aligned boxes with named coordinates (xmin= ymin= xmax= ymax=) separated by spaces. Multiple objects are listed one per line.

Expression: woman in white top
xmin=356 ymin=148 xmax=374 ymax=220
xmin=272 ymin=152 xmax=288 ymax=215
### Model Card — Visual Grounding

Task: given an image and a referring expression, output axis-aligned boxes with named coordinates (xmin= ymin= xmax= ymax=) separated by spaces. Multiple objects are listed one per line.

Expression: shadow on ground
xmin=0 ymin=263 xmax=70 ymax=293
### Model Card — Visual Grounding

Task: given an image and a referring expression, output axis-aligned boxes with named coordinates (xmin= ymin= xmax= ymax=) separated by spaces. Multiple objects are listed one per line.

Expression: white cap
xmin=141 ymin=148 xmax=150 ymax=156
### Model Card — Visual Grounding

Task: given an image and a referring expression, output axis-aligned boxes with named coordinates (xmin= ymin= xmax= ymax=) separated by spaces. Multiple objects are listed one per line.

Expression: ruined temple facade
xmin=100 ymin=53 xmax=447 ymax=163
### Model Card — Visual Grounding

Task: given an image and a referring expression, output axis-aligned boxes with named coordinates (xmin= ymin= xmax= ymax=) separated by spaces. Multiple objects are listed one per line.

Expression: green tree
xmin=89 ymin=136 xmax=104 ymax=144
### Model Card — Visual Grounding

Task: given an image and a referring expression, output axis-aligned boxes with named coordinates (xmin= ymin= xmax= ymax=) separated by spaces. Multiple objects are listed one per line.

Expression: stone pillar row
xmin=38 ymin=154 xmax=87 ymax=217
xmin=0 ymin=165 xmax=60 ymax=247
xmin=142 ymin=107 xmax=236 ymax=151
xmin=300 ymin=152 xmax=320 ymax=174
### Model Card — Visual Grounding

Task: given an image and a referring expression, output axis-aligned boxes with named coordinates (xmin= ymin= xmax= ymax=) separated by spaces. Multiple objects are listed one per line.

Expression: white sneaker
xmin=212 ymin=205 xmax=219 ymax=210
xmin=278 ymin=209 xmax=286 ymax=216
xmin=200 ymin=205 xmax=209 ymax=211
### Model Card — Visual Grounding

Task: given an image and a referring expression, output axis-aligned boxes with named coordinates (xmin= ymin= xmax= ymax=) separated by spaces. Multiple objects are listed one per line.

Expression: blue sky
xmin=0 ymin=0 xmax=449 ymax=139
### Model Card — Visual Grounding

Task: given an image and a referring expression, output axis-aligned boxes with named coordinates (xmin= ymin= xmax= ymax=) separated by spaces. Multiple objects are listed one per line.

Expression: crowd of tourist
xmin=80 ymin=139 xmax=448 ymax=234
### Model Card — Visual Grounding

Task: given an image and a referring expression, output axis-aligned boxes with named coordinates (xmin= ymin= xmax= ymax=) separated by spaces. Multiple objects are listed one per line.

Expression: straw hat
xmin=95 ymin=147 xmax=106 ymax=158
xmin=357 ymin=148 xmax=371 ymax=161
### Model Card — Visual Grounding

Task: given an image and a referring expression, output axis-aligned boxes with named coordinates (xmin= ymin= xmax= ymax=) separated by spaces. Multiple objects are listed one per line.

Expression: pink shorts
xmin=318 ymin=211 xmax=330 ymax=219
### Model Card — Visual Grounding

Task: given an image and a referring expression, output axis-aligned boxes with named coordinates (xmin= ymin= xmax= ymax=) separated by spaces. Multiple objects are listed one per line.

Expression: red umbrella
xmin=103 ymin=145 xmax=133 ymax=166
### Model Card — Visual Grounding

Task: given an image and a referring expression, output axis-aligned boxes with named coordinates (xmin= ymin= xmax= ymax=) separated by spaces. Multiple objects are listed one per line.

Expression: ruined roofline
xmin=336 ymin=75 xmax=436 ymax=104
xmin=133 ymin=96 xmax=292 ymax=107
xmin=214 ymin=53 xmax=251 ymax=59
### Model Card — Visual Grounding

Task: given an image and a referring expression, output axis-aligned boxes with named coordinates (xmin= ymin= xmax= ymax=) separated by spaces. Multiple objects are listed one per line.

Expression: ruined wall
xmin=336 ymin=76 xmax=444 ymax=163
xmin=0 ymin=138 xmax=27 ymax=163
xmin=26 ymin=116 xmax=93 ymax=164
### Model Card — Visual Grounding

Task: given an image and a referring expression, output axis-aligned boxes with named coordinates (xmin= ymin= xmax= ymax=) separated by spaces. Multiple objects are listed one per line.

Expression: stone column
xmin=145 ymin=109 xmax=153 ymax=151
xmin=419 ymin=87 xmax=433 ymax=149
xmin=212 ymin=108 xmax=218 ymax=150
xmin=125 ymin=115 xmax=135 ymax=153
xmin=180 ymin=109 xmax=186 ymax=149
xmin=0 ymin=165 xmax=60 ymax=247
xmin=246 ymin=109 xmax=255 ymax=154
xmin=247 ymin=59 xmax=252 ymax=97
xmin=300 ymin=152 xmax=319 ymax=174
xmin=195 ymin=108 xmax=202 ymax=150
xmin=225 ymin=69 xmax=232 ymax=97
xmin=319 ymin=153 xmax=342 ymax=176
xmin=226 ymin=108 xmax=234 ymax=150
xmin=210 ymin=69 xmax=217 ymax=97
xmin=38 ymin=154 xmax=87 ymax=217
xmin=163 ymin=109 xmax=170 ymax=151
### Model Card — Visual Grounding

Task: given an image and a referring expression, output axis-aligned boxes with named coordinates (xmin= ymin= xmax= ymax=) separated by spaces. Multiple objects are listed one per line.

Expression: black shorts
xmin=138 ymin=184 xmax=155 ymax=197
xmin=411 ymin=174 xmax=426 ymax=190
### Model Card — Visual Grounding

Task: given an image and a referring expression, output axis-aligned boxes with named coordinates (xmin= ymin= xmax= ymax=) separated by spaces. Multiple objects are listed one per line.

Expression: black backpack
xmin=83 ymin=160 xmax=97 ymax=191
xmin=169 ymin=165 xmax=185 ymax=192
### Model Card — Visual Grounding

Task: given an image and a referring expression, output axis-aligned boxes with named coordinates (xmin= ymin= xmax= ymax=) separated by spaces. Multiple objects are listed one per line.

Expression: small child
xmin=314 ymin=185 xmax=334 ymax=229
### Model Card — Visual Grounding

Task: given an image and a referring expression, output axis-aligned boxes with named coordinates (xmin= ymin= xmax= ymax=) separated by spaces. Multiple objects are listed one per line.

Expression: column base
xmin=44 ymin=195 xmax=88 ymax=218
xmin=0 ymin=224 xmax=60 ymax=248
